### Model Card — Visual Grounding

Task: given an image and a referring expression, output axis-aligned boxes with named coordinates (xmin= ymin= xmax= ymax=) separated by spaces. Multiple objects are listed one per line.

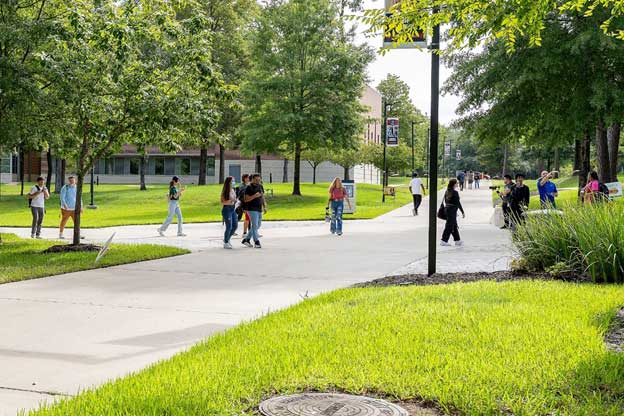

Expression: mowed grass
xmin=0 ymin=233 xmax=189 ymax=284
xmin=30 ymin=280 xmax=624 ymax=416
xmin=0 ymin=182 xmax=411 ymax=228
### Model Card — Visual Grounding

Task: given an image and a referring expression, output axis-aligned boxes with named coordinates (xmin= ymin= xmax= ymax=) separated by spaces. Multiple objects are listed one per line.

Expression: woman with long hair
xmin=221 ymin=176 xmax=238 ymax=249
xmin=583 ymin=171 xmax=601 ymax=204
xmin=441 ymin=178 xmax=465 ymax=246
xmin=328 ymin=177 xmax=352 ymax=236
xmin=158 ymin=176 xmax=186 ymax=237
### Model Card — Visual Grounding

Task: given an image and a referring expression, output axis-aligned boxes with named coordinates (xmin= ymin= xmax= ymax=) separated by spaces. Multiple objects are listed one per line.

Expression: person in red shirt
xmin=327 ymin=177 xmax=352 ymax=236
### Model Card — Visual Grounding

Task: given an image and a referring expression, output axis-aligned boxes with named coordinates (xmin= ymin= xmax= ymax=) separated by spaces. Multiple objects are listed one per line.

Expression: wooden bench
xmin=383 ymin=186 xmax=396 ymax=199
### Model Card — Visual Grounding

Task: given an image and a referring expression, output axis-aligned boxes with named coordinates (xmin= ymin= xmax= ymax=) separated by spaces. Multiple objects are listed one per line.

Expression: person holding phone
xmin=28 ymin=176 xmax=49 ymax=239
xmin=537 ymin=170 xmax=558 ymax=209
xmin=327 ymin=177 xmax=352 ymax=236
xmin=158 ymin=176 xmax=186 ymax=237
xmin=221 ymin=176 xmax=238 ymax=249
xmin=241 ymin=173 xmax=265 ymax=248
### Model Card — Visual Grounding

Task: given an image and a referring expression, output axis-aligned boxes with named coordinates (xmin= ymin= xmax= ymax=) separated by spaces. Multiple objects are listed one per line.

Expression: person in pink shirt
xmin=583 ymin=171 xmax=601 ymax=204
xmin=327 ymin=177 xmax=352 ymax=236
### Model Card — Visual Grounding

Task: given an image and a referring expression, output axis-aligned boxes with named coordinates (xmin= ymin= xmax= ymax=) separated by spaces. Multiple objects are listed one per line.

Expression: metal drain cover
xmin=259 ymin=393 xmax=409 ymax=416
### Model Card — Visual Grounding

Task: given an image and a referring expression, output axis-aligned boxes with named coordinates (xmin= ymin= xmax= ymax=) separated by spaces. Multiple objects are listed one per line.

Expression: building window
xmin=165 ymin=158 xmax=175 ymax=175
xmin=1 ymin=156 xmax=11 ymax=174
xmin=129 ymin=158 xmax=140 ymax=175
xmin=180 ymin=158 xmax=191 ymax=175
xmin=105 ymin=159 xmax=114 ymax=174
xmin=190 ymin=158 xmax=200 ymax=175
xmin=114 ymin=158 xmax=125 ymax=175
xmin=155 ymin=158 xmax=165 ymax=175
xmin=207 ymin=156 xmax=215 ymax=176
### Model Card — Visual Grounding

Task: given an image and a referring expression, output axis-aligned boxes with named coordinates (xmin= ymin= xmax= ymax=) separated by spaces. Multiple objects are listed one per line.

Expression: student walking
xmin=474 ymin=172 xmax=481 ymax=189
xmin=242 ymin=173 xmax=266 ymax=248
xmin=158 ymin=176 xmax=186 ymax=237
xmin=409 ymin=172 xmax=426 ymax=216
xmin=238 ymin=174 xmax=251 ymax=238
xmin=467 ymin=170 xmax=474 ymax=189
xmin=327 ymin=177 xmax=352 ymax=236
xmin=440 ymin=178 xmax=465 ymax=246
xmin=457 ymin=171 xmax=466 ymax=191
xmin=28 ymin=176 xmax=49 ymax=239
xmin=221 ymin=176 xmax=238 ymax=249
xmin=59 ymin=175 xmax=82 ymax=239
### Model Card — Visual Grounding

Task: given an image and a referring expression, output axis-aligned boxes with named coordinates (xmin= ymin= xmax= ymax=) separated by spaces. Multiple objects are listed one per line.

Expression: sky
xmin=354 ymin=0 xmax=462 ymax=125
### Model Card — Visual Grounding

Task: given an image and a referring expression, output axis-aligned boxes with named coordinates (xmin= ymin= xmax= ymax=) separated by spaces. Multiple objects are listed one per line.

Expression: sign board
xmin=95 ymin=232 xmax=116 ymax=264
xmin=383 ymin=1 xmax=427 ymax=48
xmin=342 ymin=180 xmax=356 ymax=214
xmin=605 ymin=182 xmax=623 ymax=199
xmin=456 ymin=149 xmax=461 ymax=160
xmin=386 ymin=118 xmax=399 ymax=147
xmin=444 ymin=142 xmax=451 ymax=157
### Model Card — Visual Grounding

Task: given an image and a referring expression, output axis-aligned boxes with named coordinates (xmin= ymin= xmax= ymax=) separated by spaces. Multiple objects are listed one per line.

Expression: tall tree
xmin=242 ymin=0 xmax=372 ymax=195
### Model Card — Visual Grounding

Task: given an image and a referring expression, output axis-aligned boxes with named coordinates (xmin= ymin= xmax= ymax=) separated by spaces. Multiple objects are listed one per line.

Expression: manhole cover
xmin=259 ymin=393 xmax=409 ymax=416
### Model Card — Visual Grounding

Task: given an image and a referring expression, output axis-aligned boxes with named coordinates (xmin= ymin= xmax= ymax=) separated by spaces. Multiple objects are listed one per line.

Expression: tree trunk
xmin=72 ymin=172 xmax=84 ymax=245
xmin=292 ymin=143 xmax=301 ymax=195
xmin=55 ymin=159 xmax=66 ymax=194
xmin=607 ymin=122 xmax=620 ymax=182
xmin=139 ymin=154 xmax=147 ymax=191
xmin=579 ymin=129 xmax=591 ymax=202
xmin=19 ymin=146 xmax=25 ymax=196
xmin=553 ymin=148 xmax=560 ymax=176
xmin=573 ymin=139 xmax=581 ymax=172
xmin=282 ymin=158 xmax=288 ymax=182
xmin=218 ymin=144 xmax=225 ymax=184
xmin=502 ymin=144 xmax=509 ymax=177
xmin=596 ymin=119 xmax=610 ymax=182
xmin=343 ymin=166 xmax=350 ymax=180
xmin=255 ymin=154 xmax=262 ymax=174
xmin=46 ymin=149 xmax=53 ymax=189
xmin=312 ymin=166 xmax=317 ymax=184
xmin=198 ymin=145 xmax=207 ymax=185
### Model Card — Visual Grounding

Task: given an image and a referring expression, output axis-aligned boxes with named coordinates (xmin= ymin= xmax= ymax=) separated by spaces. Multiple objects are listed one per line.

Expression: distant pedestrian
xmin=474 ymin=172 xmax=481 ymax=189
xmin=457 ymin=171 xmax=466 ymax=191
xmin=409 ymin=172 xmax=426 ymax=216
xmin=242 ymin=173 xmax=265 ymax=248
xmin=467 ymin=170 xmax=474 ymax=189
xmin=158 ymin=176 xmax=186 ymax=237
xmin=509 ymin=173 xmax=530 ymax=228
xmin=327 ymin=177 xmax=352 ymax=236
xmin=440 ymin=178 xmax=465 ymax=246
xmin=498 ymin=174 xmax=514 ymax=229
xmin=238 ymin=174 xmax=251 ymax=239
xmin=59 ymin=175 xmax=82 ymax=240
xmin=537 ymin=170 xmax=558 ymax=209
xmin=221 ymin=176 xmax=238 ymax=249
xmin=28 ymin=176 xmax=49 ymax=239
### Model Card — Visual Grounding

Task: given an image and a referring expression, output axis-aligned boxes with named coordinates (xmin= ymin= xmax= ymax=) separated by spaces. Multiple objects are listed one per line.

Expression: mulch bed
xmin=354 ymin=270 xmax=592 ymax=288
xmin=42 ymin=244 xmax=102 ymax=254
xmin=605 ymin=308 xmax=624 ymax=353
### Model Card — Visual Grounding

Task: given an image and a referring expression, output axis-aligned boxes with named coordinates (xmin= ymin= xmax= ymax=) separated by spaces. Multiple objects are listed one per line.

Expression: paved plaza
xmin=0 ymin=184 xmax=511 ymax=415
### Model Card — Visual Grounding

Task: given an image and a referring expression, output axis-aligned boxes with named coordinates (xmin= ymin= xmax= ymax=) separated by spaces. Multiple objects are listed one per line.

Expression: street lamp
xmin=87 ymin=165 xmax=97 ymax=209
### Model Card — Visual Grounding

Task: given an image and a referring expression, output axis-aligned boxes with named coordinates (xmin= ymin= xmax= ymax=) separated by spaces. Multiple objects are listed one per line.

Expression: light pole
xmin=87 ymin=165 xmax=97 ymax=209
xmin=411 ymin=121 xmax=415 ymax=174
xmin=382 ymin=100 xmax=389 ymax=202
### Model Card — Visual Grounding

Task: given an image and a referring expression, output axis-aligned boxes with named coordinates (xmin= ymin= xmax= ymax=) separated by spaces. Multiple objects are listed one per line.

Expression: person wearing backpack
xmin=28 ymin=176 xmax=49 ymax=239
xmin=157 ymin=176 xmax=186 ymax=237
xmin=583 ymin=171 xmax=610 ymax=204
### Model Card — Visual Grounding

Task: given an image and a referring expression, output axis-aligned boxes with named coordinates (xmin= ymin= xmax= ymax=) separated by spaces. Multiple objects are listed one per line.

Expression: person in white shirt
xmin=28 ymin=176 xmax=50 ymax=239
xmin=408 ymin=172 xmax=426 ymax=216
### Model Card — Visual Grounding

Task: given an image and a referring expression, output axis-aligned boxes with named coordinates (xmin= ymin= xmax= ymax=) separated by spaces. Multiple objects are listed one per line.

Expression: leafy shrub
xmin=512 ymin=202 xmax=624 ymax=283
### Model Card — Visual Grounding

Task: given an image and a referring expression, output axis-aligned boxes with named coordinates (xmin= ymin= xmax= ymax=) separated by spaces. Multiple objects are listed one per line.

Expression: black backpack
xmin=598 ymin=183 xmax=610 ymax=201
xmin=28 ymin=185 xmax=41 ymax=208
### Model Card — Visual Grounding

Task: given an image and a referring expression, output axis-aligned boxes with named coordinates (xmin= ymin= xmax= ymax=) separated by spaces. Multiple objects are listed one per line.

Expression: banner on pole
xmin=386 ymin=118 xmax=399 ymax=147
xmin=456 ymin=149 xmax=461 ymax=160
xmin=383 ymin=1 xmax=427 ymax=48
xmin=444 ymin=142 xmax=451 ymax=157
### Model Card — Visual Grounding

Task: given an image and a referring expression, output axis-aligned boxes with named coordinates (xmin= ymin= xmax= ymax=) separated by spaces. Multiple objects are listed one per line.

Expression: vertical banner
xmin=342 ymin=179 xmax=356 ymax=214
xmin=456 ymin=149 xmax=461 ymax=160
xmin=386 ymin=118 xmax=399 ymax=146
xmin=444 ymin=142 xmax=451 ymax=157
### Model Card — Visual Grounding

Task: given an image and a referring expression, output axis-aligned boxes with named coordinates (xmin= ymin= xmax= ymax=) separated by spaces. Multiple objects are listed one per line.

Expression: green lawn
xmin=0 ymin=233 xmax=189 ymax=284
xmin=30 ymin=280 xmax=624 ymax=416
xmin=0 ymin=182 xmax=411 ymax=228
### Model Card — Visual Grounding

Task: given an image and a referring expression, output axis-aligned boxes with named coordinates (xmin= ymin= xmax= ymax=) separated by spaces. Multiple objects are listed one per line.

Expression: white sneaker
xmin=242 ymin=233 xmax=247 ymax=239
xmin=440 ymin=240 xmax=451 ymax=246
xmin=31 ymin=234 xmax=35 ymax=239
xmin=177 ymin=233 xmax=187 ymax=237
xmin=157 ymin=228 xmax=164 ymax=237
xmin=455 ymin=240 xmax=464 ymax=246
xmin=223 ymin=242 xmax=233 ymax=249
xmin=412 ymin=209 xmax=416 ymax=216
xmin=59 ymin=233 xmax=64 ymax=239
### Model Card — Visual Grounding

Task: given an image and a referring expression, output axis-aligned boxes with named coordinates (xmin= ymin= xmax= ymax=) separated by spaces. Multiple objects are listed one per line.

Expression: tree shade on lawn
xmin=0 ymin=183 xmax=412 ymax=228
xmin=0 ymin=234 xmax=189 ymax=285
xmin=30 ymin=281 xmax=624 ymax=415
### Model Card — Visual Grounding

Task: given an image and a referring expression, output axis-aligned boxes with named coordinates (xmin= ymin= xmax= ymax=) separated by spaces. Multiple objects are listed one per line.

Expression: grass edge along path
xmin=29 ymin=280 xmax=624 ymax=416
xmin=0 ymin=233 xmax=189 ymax=284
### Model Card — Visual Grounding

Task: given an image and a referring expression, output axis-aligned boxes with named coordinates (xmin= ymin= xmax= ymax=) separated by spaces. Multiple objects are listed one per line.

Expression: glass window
xmin=130 ymin=158 xmax=140 ymax=175
xmin=207 ymin=156 xmax=215 ymax=176
xmin=190 ymin=158 xmax=200 ymax=175
xmin=155 ymin=158 xmax=165 ymax=175
xmin=114 ymin=158 xmax=125 ymax=175
xmin=1 ymin=156 xmax=11 ymax=174
xmin=105 ymin=159 xmax=114 ymax=174
xmin=180 ymin=158 xmax=191 ymax=175
xmin=165 ymin=158 xmax=175 ymax=175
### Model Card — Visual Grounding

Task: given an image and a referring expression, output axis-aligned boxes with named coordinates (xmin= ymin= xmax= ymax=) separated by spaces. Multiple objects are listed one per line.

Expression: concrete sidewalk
xmin=0 ymin=183 xmax=512 ymax=415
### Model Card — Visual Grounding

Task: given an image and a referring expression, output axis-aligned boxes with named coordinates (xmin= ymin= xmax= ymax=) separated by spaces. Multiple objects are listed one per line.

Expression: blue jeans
xmin=222 ymin=205 xmax=238 ymax=243
xmin=330 ymin=200 xmax=344 ymax=234
xmin=160 ymin=200 xmax=183 ymax=234
xmin=247 ymin=210 xmax=262 ymax=243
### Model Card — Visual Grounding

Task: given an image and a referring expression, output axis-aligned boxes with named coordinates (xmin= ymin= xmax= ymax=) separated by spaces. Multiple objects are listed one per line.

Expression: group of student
xmin=27 ymin=175 xmax=82 ymax=239
xmin=456 ymin=170 xmax=484 ymax=191
xmin=499 ymin=173 xmax=531 ymax=229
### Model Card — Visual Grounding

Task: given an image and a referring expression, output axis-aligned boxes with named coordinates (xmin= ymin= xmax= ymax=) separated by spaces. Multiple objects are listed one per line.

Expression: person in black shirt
xmin=509 ymin=173 xmax=530 ymax=228
xmin=241 ymin=173 xmax=265 ymax=248
xmin=441 ymin=178 xmax=465 ymax=246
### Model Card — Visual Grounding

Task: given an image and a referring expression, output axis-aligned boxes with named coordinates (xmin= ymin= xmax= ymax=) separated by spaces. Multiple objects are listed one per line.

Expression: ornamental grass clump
xmin=513 ymin=202 xmax=624 ymax=283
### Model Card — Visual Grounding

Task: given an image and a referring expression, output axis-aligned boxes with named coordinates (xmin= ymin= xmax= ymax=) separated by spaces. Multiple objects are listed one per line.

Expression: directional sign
xmin=386 ymin=118 xmax=399 ymax=147
xmin=456 ymin=149 xmax=462 ymax=160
